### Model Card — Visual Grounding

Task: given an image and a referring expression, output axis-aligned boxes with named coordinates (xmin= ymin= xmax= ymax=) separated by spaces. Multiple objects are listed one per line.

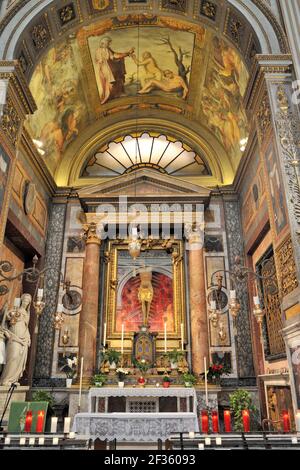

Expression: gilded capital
xmin=82 ymin=222 xmax=102 ymax=245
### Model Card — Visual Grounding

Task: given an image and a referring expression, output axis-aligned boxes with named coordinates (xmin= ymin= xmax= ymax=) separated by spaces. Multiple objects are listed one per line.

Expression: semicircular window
xmin=82 ymin=133 xmax=211 ymax=177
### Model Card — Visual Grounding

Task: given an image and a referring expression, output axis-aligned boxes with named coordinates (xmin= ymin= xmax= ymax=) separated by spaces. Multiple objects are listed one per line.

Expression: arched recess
xmin=56 ymin=113 xmax=233 ymax=188
xmin=0 ymin=0 xmax=288 ymax=61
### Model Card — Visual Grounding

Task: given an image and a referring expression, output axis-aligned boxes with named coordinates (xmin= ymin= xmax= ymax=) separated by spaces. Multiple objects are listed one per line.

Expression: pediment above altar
xmin=77 ymin=169 xmax=211 ymax=200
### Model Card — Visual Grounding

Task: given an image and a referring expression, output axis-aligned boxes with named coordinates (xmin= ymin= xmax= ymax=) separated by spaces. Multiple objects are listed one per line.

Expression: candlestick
xmin=164 ymin=318 xmax=167 ymax=353
xmin=204 ymin=357 xmax=208 ymax=407
xmin=212 ymin=410 xmax=219 ymax=433
xmin=103 ymin=322 xmax=107 ymax=347
xmin=50 ymin=417 xmax=58 ymax=433
xmin=296 ymin=410 xmax=300 ymax=433
xmin=282 ymin=410 xmax=291 ymax=433
xmin=36 ymin=410 xmax=45 ymax=433
xmin=181 ymin=322 xmax=184 ymax=351
xmin=242 ymin=409 xmax=250 ymax=433
xmin=25 ymin=410 xmax=33 ymax=433
xmin=201 ymin=410 xmax=209 ymax=433
xmin=224 ymin=410 xmax=232 ymax=433
xmin=64 ymin=417 xmax=71 ymax=434
xmin=121 ymin=323 xmax=124 ymax=355
xmin=78 ymin=356 xmax=84 ymax=411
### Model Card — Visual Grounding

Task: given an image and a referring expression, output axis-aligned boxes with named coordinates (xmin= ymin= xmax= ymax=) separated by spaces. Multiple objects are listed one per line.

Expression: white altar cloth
xmin=74 ymin=412 xmax=199 ymax=442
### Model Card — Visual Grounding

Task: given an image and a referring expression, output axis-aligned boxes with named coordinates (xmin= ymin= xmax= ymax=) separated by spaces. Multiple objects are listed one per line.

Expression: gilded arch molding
xmin=58 ymin=116 xmax=232 ymax=188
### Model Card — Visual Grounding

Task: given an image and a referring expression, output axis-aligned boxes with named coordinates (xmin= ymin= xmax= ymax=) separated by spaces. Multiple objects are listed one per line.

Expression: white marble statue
xmin=0 ymin=293 xmax=32 ymax=386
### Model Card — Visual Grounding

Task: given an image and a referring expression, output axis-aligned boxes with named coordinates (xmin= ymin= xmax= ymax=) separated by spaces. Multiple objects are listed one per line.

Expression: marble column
xmin=78 ymin=223 xmax=101 ymax=382
xmin=186 ymin=223 xmax=209 ymax=375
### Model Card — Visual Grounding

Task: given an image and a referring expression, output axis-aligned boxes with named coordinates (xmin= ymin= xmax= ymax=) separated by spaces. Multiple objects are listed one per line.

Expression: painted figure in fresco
xmin=0 ymin=294 xmax=31 ymax=386
xmin=138 ymin=270 xmax=154 ymax=327
xmin=131 ymin=52 xmax=163 ymax=87
xmin=95 ymin=36 xmax=135 ymax=104
xmin=138 ymin=69 xmax=188 ymax=99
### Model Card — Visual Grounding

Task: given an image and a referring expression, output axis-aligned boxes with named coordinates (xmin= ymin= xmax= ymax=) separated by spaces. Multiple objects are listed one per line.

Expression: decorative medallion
xmin=161 ymin=0 xmax=187 ymax=13
xmin=57 ymin=3 xmax=76 ymax=26
xmin=200 ymin=0 xmax=217 ymax=20
xmin=62 ymin=288 xmax=82 ymax=312
xmin=23 ymin=180 xmax=36 ymax=216
xmin=87 ymin=0 xmax=114 ymax=14
xmin=31 ymin=22 xmax=50 ymax=50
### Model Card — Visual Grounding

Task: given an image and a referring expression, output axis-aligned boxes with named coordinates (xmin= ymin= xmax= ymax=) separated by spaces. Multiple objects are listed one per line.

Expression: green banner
xmin=8 ymin=401 xmax=49 ymax=433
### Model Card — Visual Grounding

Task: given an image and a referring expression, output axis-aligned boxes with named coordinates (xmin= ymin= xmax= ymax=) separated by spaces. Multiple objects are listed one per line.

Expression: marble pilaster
xmin=78 ymin=223 xmax=101 ymax=381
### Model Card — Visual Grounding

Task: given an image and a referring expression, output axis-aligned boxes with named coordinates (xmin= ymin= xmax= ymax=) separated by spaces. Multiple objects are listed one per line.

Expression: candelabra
xmin=209 ymin=256 xmax=276 ymax=336
xmin=0 ymin=255 xmax=69 ymax=331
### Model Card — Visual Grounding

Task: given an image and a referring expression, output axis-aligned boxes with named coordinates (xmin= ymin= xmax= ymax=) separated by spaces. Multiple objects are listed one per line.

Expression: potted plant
xmin=229 ymin=389 xmax=257 ymax=432
xmin=204 ymin=362 xmax=231 ymax=384
xmin=61 ymin=356 xmax=77 ymax=387
xmin=167 ymin=349 xmax=184 ymax=369
xmin=182 ymin=372 xmax=197 ymax=387
xmin=116 ymin=367 xmax=129 ymax=387
xmin=92 ymin=374 xmax=106 ymax=388
xmin=133 ymin=358 xmax=150 ymax=379
xmin=104 ymin=349 xmax=121 ymax=369
xmin=162 ymin=376 xmax=171 ymax=388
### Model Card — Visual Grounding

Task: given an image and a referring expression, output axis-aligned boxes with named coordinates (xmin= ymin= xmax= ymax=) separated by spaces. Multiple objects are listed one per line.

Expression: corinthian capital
xmin=185 ymin=222 xmax=205 ymax=248
xmin=82 ymin=222 xmax=103 ymax=245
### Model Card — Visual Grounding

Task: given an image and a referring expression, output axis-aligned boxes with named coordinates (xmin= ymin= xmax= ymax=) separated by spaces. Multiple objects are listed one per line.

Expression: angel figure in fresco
xmin=131 ymin=51 xmax=163 ymax=87
xmin=138 ymin=270 xmax=154 ymax=327
xmin=138 ymin=69 xmax=189 ymax=99
xmin=95 ymin=36 xmax=135 ymax=104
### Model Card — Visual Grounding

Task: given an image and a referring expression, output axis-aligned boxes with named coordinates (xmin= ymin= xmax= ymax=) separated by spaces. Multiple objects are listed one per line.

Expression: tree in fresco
xmin=155 ymin=34 xmax=192 ymax=86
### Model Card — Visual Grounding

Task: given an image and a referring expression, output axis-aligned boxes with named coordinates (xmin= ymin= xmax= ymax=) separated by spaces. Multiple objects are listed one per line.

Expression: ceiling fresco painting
xmin=26 ymin=16 xmax=249 ymax=181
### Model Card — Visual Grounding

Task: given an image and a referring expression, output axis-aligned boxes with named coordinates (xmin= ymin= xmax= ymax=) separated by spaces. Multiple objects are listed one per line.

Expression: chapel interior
xmin=0 ymin=0 xmax=300 ymax=451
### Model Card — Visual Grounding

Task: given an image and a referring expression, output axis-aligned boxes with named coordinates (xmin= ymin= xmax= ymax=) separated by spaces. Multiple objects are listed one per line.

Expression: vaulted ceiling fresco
xmin=26 ymin=15 xmax=249 ymax=181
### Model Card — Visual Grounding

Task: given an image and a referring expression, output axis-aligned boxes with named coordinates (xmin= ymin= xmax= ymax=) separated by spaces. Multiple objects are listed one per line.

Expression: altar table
xmin=73 ymin=412 xmax=199 ymax=442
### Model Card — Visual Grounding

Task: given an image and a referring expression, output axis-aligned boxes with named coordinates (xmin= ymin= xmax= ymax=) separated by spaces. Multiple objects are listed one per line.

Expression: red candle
xmin=25 ymin=411 xmax=33 ymax=433
xmin=36 ymin=410 xmax=45 ymax=433
xmin=224 ymin=410 xmax=232 ymax=433
xmin=212 ymin=411 xmax=219 ymax=433
xmin=282 ymin=410 xmax=291 ymax=433
xmin=242 ymin=410 xmax=250 ymax=433
xmin=201 ymin=410 xmax=209 ymax=433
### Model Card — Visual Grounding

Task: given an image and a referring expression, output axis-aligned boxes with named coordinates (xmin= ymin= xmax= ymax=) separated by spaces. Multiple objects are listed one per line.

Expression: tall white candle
xmin=121 ymin=323 xmax=124 ymax=355
xmin=50 ymin=417 xmax=58 ymax=433
xmin=181 ymin=323 xmax=184 ymax=351
xmin=164 ymin=319 xmax=167 ymax=353
xmin=63 ymin=417 xmax=71 ymax=434
xmin=204 ymin=357 xmax=208 ymax=407
xmin=103 ymin=322 xmax=107 ymax=347
xmin=78 ymin=356 xmax=84 ymax=410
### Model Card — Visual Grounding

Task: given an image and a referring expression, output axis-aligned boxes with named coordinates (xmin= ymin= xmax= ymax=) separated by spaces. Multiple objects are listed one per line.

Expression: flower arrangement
xmin=61 ymin=356 xmax=78 ymax=379
xmin=205 ymin=362 xmax=231 ymax=383
xmin=116 ymin=367 xmax=130 ymax=382
xmin=162 ymin=375 xmax=171 ymax=388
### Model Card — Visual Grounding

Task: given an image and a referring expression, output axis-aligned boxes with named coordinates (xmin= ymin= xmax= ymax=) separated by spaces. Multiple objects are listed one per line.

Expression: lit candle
xmin=14 ymin=297 xmax=21 ymax=308
xmin=38 ymin=437 xmax=45 ymax=446
xmin=198 ymin=443 xmax=204 ymax=450
xmin=181 ymin=322 xmax=184 ymax=351
xmin=78 ymin=356 xmax=84 ymax=410
xmin=253 ymin=296 xmax=260 ymax=305
xmin=121 ymin=323 xmax=124 ymax=355
xmin=282 ymin=410 xmax=291 ymax=433
xmin=63 ymin=417 xmax=71 ymax=434
xmin=38 ymin=288 xmax=44 ymax=299
xmin=52 ymin=437 xmax=59 ymax=446
xmin=210 ymin=300 xmax=216 ymax=310
xmin=25 ymin=410 xmax=33 ymax=433
xmin=205 ymin=437 xmax=211 ymax=446
xmin=216 ymin=437 xmax=222 ymax=446
xmin=189 ymin=431 xmax=195 ymax=439
xmin=201 ymin=410 xmax=209 ymax=433
xmin=36 ymin=410 xmax=45 ymax=433
xmin=212 ymin=410 xmax=219 ymax=433
xmin=19 ymin=437 xmax=26 ymax=445
xmin=103 ymin=322 xmax=107 ymax=347
xmin=296 ymin=410 xmax=300 ymax=433
xmin=242 ymin=409 xmax=250 ymax=433
xmin=224 ymin=410 xmax=232 ymax=433
xmin=29 ymin=437 xmax=35 ymax=446
xmin=204 ymin=357 xmax=208 ymax=407
xmin=164 ymin=318 xmax=167 ymax=353
xmin=50 ymin=417 xmax=58 ymax=433
xmin=230 ymin=290 xmax=236 ymax=299
xmin=4 ymin=437 xmax=10 ymax=445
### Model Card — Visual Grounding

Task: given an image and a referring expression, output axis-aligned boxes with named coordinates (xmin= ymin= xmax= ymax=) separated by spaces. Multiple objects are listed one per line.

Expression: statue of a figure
xmin=0 ymin=293 xmax=32 ymax=386
xmin=138 ymin=270 xmax=153 ymax=326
